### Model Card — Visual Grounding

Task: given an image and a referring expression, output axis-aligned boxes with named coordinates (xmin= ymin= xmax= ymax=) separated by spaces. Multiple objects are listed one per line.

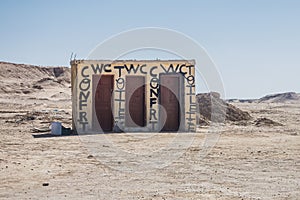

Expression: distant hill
xmin=226 ymin=99 xmax=255 ymax=103
xmin=0 ymin=61 xmax=69 ymax=79
xmin=0 ymin=61 xmax=70 ymax=94
xmin=257 ymin=92 xmax=300 ymax=103
xmin=228 ymin=92 xmax=300 ymax=104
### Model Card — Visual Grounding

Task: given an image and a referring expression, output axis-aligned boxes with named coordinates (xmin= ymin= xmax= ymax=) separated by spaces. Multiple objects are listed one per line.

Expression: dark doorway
xmin=160 ymin=74 xmax=180 ymax=131
xmin=94 ymin=75 xmax=114 ymax=132
xmin=126 ymin=76 xmax=145 ymax=127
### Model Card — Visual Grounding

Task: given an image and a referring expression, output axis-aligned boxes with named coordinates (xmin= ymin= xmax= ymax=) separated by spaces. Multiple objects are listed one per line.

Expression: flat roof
xmin=70 ymin=59 xmax=195 ymax=65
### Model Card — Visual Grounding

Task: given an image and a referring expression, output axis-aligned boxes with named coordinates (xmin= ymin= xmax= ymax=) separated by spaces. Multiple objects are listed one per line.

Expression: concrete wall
xmin=71 ymin=60 xmax=196 ymax=133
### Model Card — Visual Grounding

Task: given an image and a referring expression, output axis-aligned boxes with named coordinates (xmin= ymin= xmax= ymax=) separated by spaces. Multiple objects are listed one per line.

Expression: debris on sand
xmin=32 ymin=84 xmax=43 ymax=89
xmin=31 ymin=127 xmax=51 ymax=133
xmin=196 ymin=92 xmax=252 ymax=123
xmin=9 ymin=112 xmax=37 ymax=124
xmin=254 ymin=117 xmax=283 ymax=127
xmin=197 ymin=114 xmax=210 ymax=126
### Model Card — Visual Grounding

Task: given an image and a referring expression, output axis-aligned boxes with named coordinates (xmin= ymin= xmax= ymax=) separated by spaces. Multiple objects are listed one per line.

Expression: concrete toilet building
xmin=71 ymin=60 xmax=196 ymax=133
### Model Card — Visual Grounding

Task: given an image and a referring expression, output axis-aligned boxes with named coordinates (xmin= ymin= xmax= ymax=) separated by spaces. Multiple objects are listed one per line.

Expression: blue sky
xmin=1 ymin=0 xmax=299 ymax=98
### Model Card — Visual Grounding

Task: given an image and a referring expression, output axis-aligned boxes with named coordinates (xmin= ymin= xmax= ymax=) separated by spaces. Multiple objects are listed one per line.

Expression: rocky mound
xmin=254 ymin=117 xmax=283 ymax=127
xmin=196 ymin=92 xmax=252 ymax=124
xmin=257 ymin=92 xmax=300 ymax=103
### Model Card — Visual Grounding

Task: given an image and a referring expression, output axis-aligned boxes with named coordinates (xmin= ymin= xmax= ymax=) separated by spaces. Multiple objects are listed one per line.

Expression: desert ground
xmin=0 ymin=62 xmax=299 ymax=199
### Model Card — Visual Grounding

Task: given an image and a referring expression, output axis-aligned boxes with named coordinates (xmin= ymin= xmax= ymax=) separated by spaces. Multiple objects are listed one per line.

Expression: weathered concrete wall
xmin=71 ymin=60 xmax=196 ymax=133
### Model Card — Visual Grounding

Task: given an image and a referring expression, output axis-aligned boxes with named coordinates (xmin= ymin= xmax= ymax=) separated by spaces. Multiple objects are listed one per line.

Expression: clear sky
xmin=1 ymin=0 xmax=299 ymax=98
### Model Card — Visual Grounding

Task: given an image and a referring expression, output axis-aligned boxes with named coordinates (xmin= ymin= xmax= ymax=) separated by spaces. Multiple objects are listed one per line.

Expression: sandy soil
xmin=0 ymin=91 xmax=299 ymax=200
xmin=0 ymin=62 xmax=299 ymax=199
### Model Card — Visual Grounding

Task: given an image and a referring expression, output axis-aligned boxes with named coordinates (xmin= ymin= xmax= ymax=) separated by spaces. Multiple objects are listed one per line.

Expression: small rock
xmin=87 ymin=155 xmax=94 ymax=159
xmin=42 ymin=183 xmax=49 ymax=186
